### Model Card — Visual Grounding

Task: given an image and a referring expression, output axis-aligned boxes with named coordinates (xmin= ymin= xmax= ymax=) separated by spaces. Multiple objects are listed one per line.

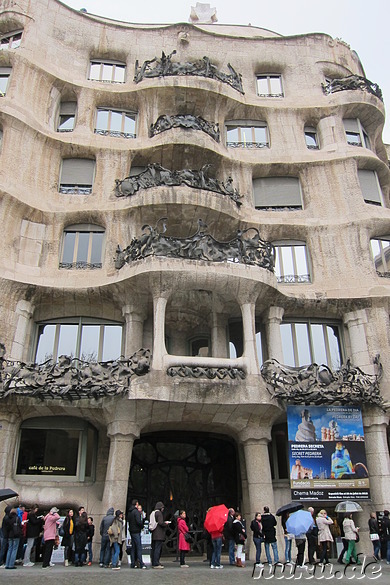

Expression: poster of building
xmin=287 ymin=405 xmax=370 ymax=501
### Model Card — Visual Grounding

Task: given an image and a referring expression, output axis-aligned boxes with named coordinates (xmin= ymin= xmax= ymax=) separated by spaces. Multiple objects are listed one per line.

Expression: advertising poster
xmin=287 ymin=405 xmax=370 ymax=502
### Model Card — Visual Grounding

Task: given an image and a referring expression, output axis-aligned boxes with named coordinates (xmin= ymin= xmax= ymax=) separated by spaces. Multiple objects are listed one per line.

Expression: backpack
xmin=149 ymin=510 xmax=158 ymax=531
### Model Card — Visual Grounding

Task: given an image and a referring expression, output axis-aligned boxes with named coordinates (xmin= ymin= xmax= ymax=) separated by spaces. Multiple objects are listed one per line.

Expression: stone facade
xmin=0 ymin=0 xmax=389 ymax=559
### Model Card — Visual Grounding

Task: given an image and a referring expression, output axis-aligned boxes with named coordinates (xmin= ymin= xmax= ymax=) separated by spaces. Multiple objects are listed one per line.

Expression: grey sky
xmin=62 ymin=0 xmax=390 ymax=143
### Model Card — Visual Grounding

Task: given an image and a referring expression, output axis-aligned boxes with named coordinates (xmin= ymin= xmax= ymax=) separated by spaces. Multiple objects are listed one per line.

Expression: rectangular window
xmin=34 ymin=319 xmax=123 ymax=364
xmin=256 ymin=75 xmax=283 ymax=97
xmin=95 ymin=108 xmax=136 ymax=138
xmin=57 ymin=101 xmax=77 ymax=132
xmin=370 ymin=238 xmax=390 ymax=276
xmin=253 ymin=177 xmax=302 ymax=210
xmin=358 ymin=169 xmax=383 ymax=206
xmin=17 ymin=428 xmax=80 ymax=476
xmin=0 ymin=67 xmax=11 ymax=96
xmin=59 ymin=158 xmax=95 ymax=194
xmin=343 ymin=118 xmax=370 ymax=148
xmin=274 ymin=242 xmax=310 ymax=283
xmin=226 ymin=121 xmax=269 ymax=148
xmin=89 ymin=60 xmax=126 ymax=83
xmin=280 ymin=321 xmax=342 ymax=369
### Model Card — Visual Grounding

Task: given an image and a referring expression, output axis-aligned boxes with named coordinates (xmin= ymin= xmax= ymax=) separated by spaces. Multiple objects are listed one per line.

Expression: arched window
xmin=0 ymin=30 xmax=22 ymax=50
xmin=89 ymin=60 xmax=126 ymax=83
xmin=253 ymin=177 xmax=302 ymax=210
xmin=95 ymin=108 xmax=136 ymax=139
xmin=34 ymin=317 xmax=123 ymax=364
xmin=343 ymin=118 xmax=370 ymax=149
xmin=57 ymin=101 xmax=77 ymax=132
xmin=16 ymin=417 xmax=97 ymax=481
xmin=256 ymin=74 xmax=283 ymax=97
xmin=225 ymin=120 xmax=269 ymax=148
xmin=304 ymin=126 xmax=319 ymax=149
xmin=60 ymin=224 xmax=104 ymax=269
xmin=59 ymin=158 xmax=95 ymax=194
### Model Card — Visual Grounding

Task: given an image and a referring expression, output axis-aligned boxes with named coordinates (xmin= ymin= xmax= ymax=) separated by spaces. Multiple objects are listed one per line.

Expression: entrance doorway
xmin=127 ymin=431 xmax=240 ymax=553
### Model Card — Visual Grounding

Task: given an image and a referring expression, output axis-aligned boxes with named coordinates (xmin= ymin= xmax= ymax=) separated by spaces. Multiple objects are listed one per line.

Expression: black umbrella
xmin=276 ymin=502 xmax=304 ymax=517
xmin=0 ymin=488 xmax=18 ymax=503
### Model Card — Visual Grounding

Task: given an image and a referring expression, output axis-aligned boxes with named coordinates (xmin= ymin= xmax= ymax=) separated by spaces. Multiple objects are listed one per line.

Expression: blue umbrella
xmin=286 ymin=510 xmax=314 ymax=536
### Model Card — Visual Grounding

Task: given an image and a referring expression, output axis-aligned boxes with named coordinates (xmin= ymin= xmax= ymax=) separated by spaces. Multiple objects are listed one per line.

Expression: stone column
xmin=240 ymin=427 xmax=276 ymax=561
xmin=0 ymin=412 xmax=20 ymax=488
xmin=10 ymin=300 xmax=34 ymax=361
xmin=211 ymin=312 xmax=228 ymax=358
xmin=122 ymin=303 xmax=147 ymax=355
xmin=343 ymin=309 xmax=372 ymax=372
xmin=363 ymin=410 xmax=390 ymax=510
xmin=152 ymin=296 xmax=168 ymax=370
xmin=241 ymin=302 xmax=258 ymax=375
xmin=264 ymin=306 xmax=284 ymax=363
xmin=101 ymin=421 xmax=140 ymax=513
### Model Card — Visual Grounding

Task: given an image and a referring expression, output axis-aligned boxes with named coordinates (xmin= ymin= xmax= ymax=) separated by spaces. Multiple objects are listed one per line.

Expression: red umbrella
xmin=204 ymin=504 xmax=229 ymax=533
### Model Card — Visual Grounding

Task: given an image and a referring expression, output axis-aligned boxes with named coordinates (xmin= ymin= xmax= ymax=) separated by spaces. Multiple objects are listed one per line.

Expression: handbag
xmin=184 ymin=532 xmax=194 ymax=543
xmin=238 ymin=533 xmax=246 ymax=543
xmin=355 ymin=534 xmax=360 ymax=543
xmin=370 ymin=533 xmax=379 ymax=541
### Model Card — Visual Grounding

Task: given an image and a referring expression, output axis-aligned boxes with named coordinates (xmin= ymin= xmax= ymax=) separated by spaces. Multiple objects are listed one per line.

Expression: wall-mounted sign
xmin=287 ymin=405 xmax=370 ymax=501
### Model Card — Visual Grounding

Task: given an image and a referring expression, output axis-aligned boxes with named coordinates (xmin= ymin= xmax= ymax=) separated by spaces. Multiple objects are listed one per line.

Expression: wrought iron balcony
xmin=59 ymin=262 xmax=102 ymax=270
xmin=227 ymin=141 xmax=269 ymax=149
xmin=94 ymin=129 xmax=136 ymax=139
xmin=276 ymin=274 xmax=311 ymax=284
xmin=59 ymin=185 xmax=92 ymax=195
xmin=322 ymin=74 xmax=383 ymax=101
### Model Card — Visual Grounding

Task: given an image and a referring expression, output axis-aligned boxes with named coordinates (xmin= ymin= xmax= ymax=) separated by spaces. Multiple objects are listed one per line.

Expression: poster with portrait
xmin=287 ymin=405 xmax=370 ymax=501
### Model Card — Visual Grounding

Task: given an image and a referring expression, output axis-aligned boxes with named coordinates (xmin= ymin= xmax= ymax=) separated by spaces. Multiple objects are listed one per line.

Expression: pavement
xmin=0 ymin=556 xmax=389 ymax=584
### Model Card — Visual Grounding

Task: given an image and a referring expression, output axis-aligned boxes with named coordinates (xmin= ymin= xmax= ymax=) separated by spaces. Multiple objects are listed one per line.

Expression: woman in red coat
xmin=177 ymin=510 xmax=191 ymax=568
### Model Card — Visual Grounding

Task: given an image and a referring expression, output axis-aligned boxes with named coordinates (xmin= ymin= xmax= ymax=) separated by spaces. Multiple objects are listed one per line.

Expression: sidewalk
xmin=0 ymin=557 xmax=389 ymax=583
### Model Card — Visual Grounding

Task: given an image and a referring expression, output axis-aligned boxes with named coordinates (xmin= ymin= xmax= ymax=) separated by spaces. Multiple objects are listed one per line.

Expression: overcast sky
xmin=63 ymin=0 xmax=390 ymax=143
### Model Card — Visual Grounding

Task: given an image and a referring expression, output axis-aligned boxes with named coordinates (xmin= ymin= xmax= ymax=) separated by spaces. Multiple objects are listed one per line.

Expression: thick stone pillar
xmin=211 ymin=312 xmax=228 ymax=358
xmin=265 ymin=306 xmax=285 ymax=363
xmin=241 ymin=302 xmax=258 ymax=375
xmin=101 ymin=421 xmax=140 ymax=513
xmin=10 ymin=300 xmax=34 ymax=361
xmin=363 ymin=410 xmax=390 ymax=510
xmin=152 ymin=296 xmax=168 ymax=369
xmin=0 ymin=413 xmax=20 ymax=488
xmin=122 ymin=304 xmax=147 ymax=355
xmin=343 ymin=309 xmax=372 ymax=372
xmin=240 ymin=428 xmax=275 ymax=516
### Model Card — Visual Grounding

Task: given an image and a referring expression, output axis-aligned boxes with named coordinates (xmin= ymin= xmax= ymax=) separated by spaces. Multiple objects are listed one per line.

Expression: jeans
xmin=265 ymin=541 xmax=279 ymax=564
xmin=99 ymin=535 xmax=111 ymax=566
xmin=253 ymin=537 xmax=264 ymax=564
xmin=74 ymin=550 xmax=86 ymax=566
xmin=284 ymin=536 xmax=292 ymax=563
xmin=180 ymin=550 xmax=186 ymax=565
xmin=130 ymin=532 xmax=145 ymax=567
xmin=211 ymin=537 xmax=222 ymax=567
xmin=23 ymin=537 xmax=36 ymax=563
xmin=228 ymin=538 xmax=235 ymax=564
xmin=151 ymin=539 xmax=163 ymax=567
xmin=5 ymin=538 xmax=19 ymax=569
xmin=319 ymin=540 xmax=330 ymax=564
xmin=386 ymin=540 xmax=390 ymax=563
xmin=338 ymin=538 xmax=348 ymax=562
xmin=87 ymin=541 xmax=93 ymax=562
xmin=111 ymin=542 xmax=120 ymax=568
xmin=372 ymin=539 xmax=380 ymax=559
xmin=296 ymin=539 xmax=306 ymax=566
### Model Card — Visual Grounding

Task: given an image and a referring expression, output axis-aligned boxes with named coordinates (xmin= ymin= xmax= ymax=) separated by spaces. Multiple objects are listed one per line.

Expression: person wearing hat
xmin=42 ymin=507 xmax=60 ymax=569
xmin=150 ymin=502 xmax=170 ymax=569
xmin=108 ymin=510 xmax=123 ymax=571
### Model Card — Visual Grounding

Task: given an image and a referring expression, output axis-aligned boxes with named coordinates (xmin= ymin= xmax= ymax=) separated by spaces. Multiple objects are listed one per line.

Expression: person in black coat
xmin=127 ymin=500 xmax=146 ymax=569
xmin=251 ymin=512 xmax=265 ymax=566
xmin=74 ymin=512 xmax=88 ymax=566
xmin=61 ymin=509 xmax=75 ymax=566
xmin=261 ymin=506 xmax=279 ymax=564
xmin=0 ymin=506 xmax=12 ymax=566
xmin=23 ymin=505 xmax=43 ymax=566
xmin=3 ymin=508 xmax=22 ymax=569
xmin=150 ymin=501 xmax=170 ymax=568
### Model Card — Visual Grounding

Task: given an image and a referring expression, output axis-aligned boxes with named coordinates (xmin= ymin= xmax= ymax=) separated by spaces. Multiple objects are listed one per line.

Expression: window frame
xmin=253 ymin=176 xmax=303 ymax=210
xmin=15 ymin=416 xmax=97 ymax=482
xmin=59 ymin=158 xmax=95 ymax=194
xmin=280 ymin=319 xmax=343 ymax=369
xmin=358 ymin=169 xmax=383 ymax=206
xmin=0 ymin=30 xmax=22 ymax=50
xmin=95 ymin=107 xmax=137 ymax=139
xmin=33 ymin=317 xmax=124 ymax=364
xmin=273 ymin=240 xmax=311 ymax=283
xmin=343 ymin=118 xmax=370 ymax=149
xmin=370 ymin=237 xmax=390 ymax=277
xmin=57 ymin=101 xmax=77 ymax=133
xmin=225 ymin=120 xmax=269 ymax=149
xmin=88 ymin=60 xmax=126 ymax=83
xmin=256 ymin=74 xmax=284 ymax=97
xmin=60 ymin=223 xmax=105 ymax=269
xmin=304 ymin=126 xmax=319 ymax=150
xmin=0 ymin=66 xmax=12 ymax=96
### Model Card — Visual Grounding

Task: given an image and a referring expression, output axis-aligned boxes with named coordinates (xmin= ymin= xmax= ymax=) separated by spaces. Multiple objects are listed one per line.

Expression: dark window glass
xmin=16 ymin=428 xmax=79 ymax=476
